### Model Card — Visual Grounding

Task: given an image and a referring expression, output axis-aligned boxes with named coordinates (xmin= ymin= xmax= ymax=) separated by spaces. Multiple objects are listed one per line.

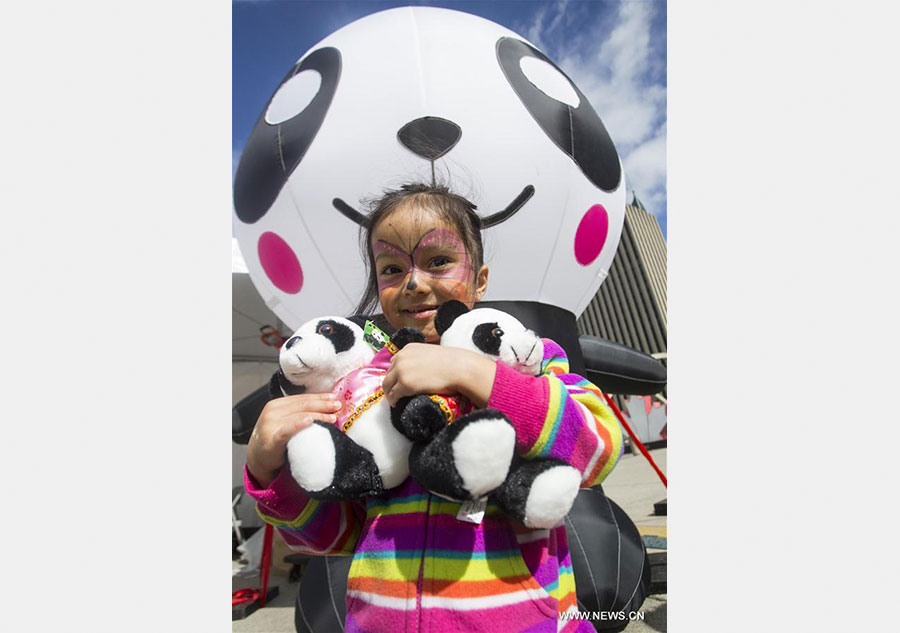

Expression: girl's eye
xmin=317 ymin=323 xmax=334 ymax=336
xmin=428 ymin=256 xmax=450 ymax=268
xmin=380 ymin=265 xmax=402 ymax=276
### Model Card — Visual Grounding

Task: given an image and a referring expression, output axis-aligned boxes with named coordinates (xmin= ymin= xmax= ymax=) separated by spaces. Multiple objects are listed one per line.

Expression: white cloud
xmin=525 ymin=0 xmax=569 ymax=52
xmin=521 ymin=1 xmax=667 ymax=219
xmin=624 ymin=123 xmax=667 ymax=211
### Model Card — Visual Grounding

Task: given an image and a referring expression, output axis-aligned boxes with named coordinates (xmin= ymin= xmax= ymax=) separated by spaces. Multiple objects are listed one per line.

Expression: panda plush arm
xmin=486 ymin=338 xmax=625 ymax=488
xmin=244 ymin=461 xmax=366 ymax=556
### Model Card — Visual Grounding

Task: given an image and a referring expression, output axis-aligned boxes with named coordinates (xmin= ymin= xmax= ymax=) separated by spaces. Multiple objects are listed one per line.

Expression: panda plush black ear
xmin=435 ymin=300 xmax=470 ymax=336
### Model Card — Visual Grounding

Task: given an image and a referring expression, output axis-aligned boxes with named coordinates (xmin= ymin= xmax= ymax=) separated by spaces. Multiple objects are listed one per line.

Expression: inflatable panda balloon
xmin=233 ymin=6 xmax=626 ymax=331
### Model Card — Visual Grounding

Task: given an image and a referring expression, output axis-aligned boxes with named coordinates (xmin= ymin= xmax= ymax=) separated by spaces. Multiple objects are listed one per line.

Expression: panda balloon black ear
xmin=435 ymin=300 xmax=470 ymax=336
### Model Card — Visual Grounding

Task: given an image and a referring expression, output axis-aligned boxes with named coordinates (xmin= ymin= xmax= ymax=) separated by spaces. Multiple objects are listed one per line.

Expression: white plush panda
xmin=270 ymin=316 xmax=413 ymax=500
xmin=394 ymin=301 xmax=582 ymax=529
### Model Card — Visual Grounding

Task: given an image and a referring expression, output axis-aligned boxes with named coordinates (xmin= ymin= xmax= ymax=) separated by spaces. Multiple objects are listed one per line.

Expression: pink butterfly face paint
xmin=371 ymin=210 xmax=481 ymax=341
xmin=373 ymin=228 xmax=471 ymax=291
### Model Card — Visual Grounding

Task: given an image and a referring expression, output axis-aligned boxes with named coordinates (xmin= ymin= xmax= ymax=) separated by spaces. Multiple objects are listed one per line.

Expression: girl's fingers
xmin=274 ymin=394 xmax=342 ymax=415
xmin=384 ymin=380 xmax=408 ymax=407
xmin=279 ymin=412 xmax=338 ymax=442
xmin=295 ymin=399 xmax=343 ymax=414
xmin=297 ymin=412 xmax=338 ymax=431
xmin=381 ymin=370 xmax=396 ymax=400
xmin=280 ymin=392 xmax=340 ymax=406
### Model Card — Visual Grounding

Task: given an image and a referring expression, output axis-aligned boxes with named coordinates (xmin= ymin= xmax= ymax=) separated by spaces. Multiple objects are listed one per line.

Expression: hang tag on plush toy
xmin=363 ymin=321 xmax=397 ymax=353
xmin=456 ymin=499 xmax=487 ymax=524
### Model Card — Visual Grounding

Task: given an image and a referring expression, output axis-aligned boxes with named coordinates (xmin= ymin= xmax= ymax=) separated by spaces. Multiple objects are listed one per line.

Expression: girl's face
xmin=371 ymin=203 xmax=488 ymax=342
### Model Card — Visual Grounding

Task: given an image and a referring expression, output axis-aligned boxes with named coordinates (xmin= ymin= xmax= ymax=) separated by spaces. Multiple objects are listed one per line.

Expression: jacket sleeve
xmin=486 ymin=338 xmax=624 ymax=487
xmin=244 ymin=464 xmax=365 ymax=556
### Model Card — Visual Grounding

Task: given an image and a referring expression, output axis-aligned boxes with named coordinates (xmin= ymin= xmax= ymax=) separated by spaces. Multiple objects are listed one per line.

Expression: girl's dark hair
xmin=353 ymin=183 xmax=484 ymax=317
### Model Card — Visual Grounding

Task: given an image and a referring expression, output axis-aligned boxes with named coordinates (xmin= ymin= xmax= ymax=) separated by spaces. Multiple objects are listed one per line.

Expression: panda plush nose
xmin=397 ymin=117 xmax=462 ymax=160
xmin=285 ymin=336 xmax=301 ymax=349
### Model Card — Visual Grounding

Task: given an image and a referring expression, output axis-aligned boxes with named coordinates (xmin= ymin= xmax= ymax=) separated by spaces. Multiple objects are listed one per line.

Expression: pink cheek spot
xmin=258 ymin=231 xmax=303 ymax=294
xmin=573 ymin=204 xmax=609 ymax=266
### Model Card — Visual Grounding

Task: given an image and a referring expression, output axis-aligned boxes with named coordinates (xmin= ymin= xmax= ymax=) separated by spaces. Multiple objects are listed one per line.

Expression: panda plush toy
xmin=269 ymin=315 xmax=413 ymax=500
xmin=392 ymin=301 xmax=583 ymax=529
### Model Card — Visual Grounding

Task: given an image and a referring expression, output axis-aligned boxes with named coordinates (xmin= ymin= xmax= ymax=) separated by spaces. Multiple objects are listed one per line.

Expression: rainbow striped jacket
xmin=245 ymin=339 xmax=624 ymax=632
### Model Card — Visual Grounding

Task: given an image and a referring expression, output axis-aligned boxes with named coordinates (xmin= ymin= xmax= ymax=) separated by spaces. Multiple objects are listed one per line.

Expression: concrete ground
xmin=233 ymin=447 xmax=668 ymax=633
xmin=601 ymin=447 xmax=667 ymax=633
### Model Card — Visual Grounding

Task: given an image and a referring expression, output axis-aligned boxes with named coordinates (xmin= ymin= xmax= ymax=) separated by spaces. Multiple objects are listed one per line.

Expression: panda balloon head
xmin=233 ymin=7 xmax=626 ymax=331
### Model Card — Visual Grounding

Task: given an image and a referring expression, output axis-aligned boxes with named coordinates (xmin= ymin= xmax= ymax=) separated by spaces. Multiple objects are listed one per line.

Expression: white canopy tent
xmin=232 ymin=238 xmax=283 ymax=528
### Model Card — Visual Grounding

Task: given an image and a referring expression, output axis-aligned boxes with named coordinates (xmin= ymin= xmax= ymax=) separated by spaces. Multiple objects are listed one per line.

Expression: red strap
xmin=603 ymin=393 xmax=667 ymax=488
xmin=259 ymin=523 xmax=274 ymax=607
xmin=232 ymin=588 xmax=260 ymax=607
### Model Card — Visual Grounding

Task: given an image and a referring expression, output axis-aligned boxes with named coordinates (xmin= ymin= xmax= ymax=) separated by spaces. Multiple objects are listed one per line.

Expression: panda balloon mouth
xmin=332 ymin=185 xmax=535 ymax=229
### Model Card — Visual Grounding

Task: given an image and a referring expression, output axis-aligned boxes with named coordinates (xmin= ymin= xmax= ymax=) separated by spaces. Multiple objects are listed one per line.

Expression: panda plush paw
xmin=409 ymin=409 xmax=516 ymax=501
xmin=391 ymin=326 xmax=427 ymax=350
xmin=391 ymin=394 xmax=448 ymax=442
xmin=286 ymin=421 xmax=385 ymax=501
xmin=490 ymin=459 xmax=582 ymax=529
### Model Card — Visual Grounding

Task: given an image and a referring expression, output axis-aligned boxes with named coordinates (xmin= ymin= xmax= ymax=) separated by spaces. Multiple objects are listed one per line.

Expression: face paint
xmin=374 ymin=228 xmax=471 ymax=291
xmin=373 ymin=239 xmax=413 ymax=291
xmin=416 ymin=229 xmax=471 ymax=283
xmin=370 ymin=205 xmax=485 ymax=342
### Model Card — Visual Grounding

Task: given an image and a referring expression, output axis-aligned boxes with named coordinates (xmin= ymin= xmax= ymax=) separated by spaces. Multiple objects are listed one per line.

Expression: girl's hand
xmin=382 ymin=343 xmax=497 ymax=408
xmin=246 ymin=393 xmax=343 ymax=488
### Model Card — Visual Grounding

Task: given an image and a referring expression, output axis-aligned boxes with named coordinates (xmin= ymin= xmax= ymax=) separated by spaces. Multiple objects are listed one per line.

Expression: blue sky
xmin=233 ymin=0 xmax=667 ymax=238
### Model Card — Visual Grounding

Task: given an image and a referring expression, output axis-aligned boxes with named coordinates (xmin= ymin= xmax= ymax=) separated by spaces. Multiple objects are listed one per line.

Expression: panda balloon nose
xmin=397 ymin=117 xmax=462 ymax=160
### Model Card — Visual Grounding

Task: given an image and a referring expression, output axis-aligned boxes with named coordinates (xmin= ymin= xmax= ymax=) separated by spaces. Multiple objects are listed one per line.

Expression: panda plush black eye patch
xmin=316 ymin=319 xmax=355 ymax=354
xmin=473 ymin=322 xmax=503 ymax=357
xmin=234 ymin=46 xmax=342 ymax=224
xmin=496 ymin=37 xmax=621 ymax=193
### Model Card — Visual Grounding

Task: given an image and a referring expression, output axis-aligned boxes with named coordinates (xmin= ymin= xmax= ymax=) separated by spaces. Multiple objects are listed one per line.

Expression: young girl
xmin=245 ymin=183 xmax=624 ymax=633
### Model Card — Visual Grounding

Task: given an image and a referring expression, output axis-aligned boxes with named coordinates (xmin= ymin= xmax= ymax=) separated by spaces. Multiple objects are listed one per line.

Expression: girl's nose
xmin=403 ymin=270 xmax=426 ymax=293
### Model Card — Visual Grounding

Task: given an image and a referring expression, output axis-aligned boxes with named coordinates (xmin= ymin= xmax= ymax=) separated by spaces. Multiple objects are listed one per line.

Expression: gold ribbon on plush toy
xmin=427 ymin=394 xmax=471 ymax=423
xmin=342 ymin=387 xmax=386 ymax=433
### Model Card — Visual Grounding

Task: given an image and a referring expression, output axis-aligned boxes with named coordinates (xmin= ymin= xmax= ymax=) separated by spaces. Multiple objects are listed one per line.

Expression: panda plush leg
xmin=391 ymin=395 xmax=448 ymax=442
xmin=409 ymin=409 xmax=516 ymax=501
xmin=490 ymin=458 xmax=582 ymax=529
xmin=286 ymin=421 xmax=384 ymax=501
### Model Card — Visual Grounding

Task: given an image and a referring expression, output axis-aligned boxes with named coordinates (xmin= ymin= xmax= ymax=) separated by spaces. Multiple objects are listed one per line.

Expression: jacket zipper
xmin=415 ymin=494 xmax=432 ymax=633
